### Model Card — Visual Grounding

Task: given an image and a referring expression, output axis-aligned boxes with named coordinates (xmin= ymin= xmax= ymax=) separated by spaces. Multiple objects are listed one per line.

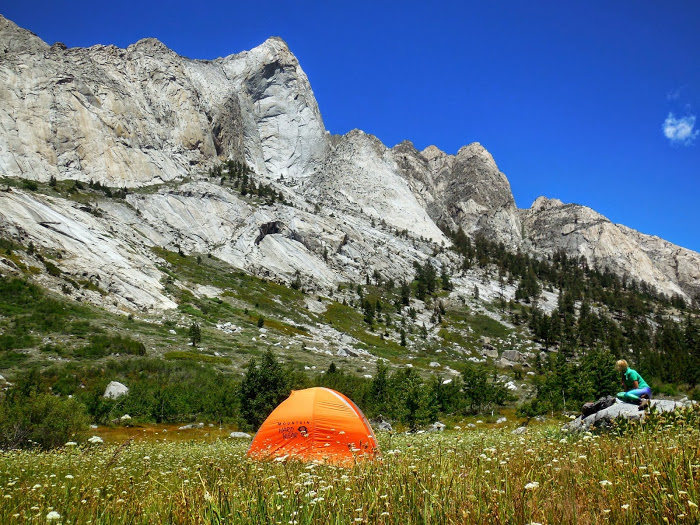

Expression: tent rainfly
xmin=247 ymin=387 xmax=379 ymax=466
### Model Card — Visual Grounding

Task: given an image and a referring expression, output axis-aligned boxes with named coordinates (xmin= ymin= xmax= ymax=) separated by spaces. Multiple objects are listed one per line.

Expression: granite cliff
xmin=1 ymin=14 xmax=698 ymax=311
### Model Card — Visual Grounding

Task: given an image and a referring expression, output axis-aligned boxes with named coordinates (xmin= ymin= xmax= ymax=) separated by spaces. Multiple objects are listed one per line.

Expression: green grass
xmin=446 ymin=308 xmax=511 ymax=340
xmin=164 ymin=351 xmax=231 ymax=364
xmin=323 ymin=302 xmax=405 ymax=358
xmin=0 ymin=420 xmax=697 ymax=524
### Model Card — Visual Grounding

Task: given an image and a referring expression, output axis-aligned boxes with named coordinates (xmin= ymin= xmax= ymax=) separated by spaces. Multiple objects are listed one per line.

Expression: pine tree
xmin=239 ymin=349 xmax=289 ymax=428
xmin=188 ymin=322 xmax=201 ymax=347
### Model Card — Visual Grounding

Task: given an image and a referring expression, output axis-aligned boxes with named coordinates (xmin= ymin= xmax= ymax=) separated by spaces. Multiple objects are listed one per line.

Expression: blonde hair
xmin=615 ymin=359 xmax=628 ymax=372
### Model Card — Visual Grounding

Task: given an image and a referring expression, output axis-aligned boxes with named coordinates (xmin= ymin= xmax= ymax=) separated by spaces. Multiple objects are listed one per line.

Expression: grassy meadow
xmin=0 ymin=414 xmax=698 ymax=525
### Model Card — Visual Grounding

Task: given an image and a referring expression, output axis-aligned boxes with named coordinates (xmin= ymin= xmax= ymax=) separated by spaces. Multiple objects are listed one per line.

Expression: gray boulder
xmin=501 ymin=350 xmax=523 ymax=362
xmin=566 ymin=398 xmax=693 ymax=432
xmin=496 ymin=357 xmax=516 ymax=368
xmin=370 ymin=416 xmax=393 ymax=432
xmin=103 ymin=381 xmax=129 ymax=399
xmin=512 ymin=426 xmax=528 ymax=435
xmin=428 ymin=421 xmax=446 ymax=432
xmin=229 ymin=432 xmax=252 ymax=439
xmin=581 ymin=395 xmax=616 ymax=417
xmin=482 ymin=347 xmax=499 ymax=359
xmin=178 ymin=422 xmax=205 ymax=430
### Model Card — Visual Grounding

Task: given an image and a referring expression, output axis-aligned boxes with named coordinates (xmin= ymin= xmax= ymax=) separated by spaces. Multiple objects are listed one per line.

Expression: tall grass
xmin=0 ymin=420 xmax=697 ymax=524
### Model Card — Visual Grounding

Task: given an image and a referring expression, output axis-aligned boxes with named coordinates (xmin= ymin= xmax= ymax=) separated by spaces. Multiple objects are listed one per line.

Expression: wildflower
xmin=87 ymin=436 xmax=103 ymax=444
xmin=64 ymin=442 xmax=77 ymax=447
xmin=65 ymin=475 xmax=74 ymax=479
xmin=688 ymin=501 xmax=698 ymax=508
xmin=599 ymin=480 xmax=613 ymax=487
xmin=621 ymin=504 xmax=629 ymax=510
xmin=524 ymin=481 xmax=539 ymax=490
xmin=46 ymin=511 xmax=61 ymax=521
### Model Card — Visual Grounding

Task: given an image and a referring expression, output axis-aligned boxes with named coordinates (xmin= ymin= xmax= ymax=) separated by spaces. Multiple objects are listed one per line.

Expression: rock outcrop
xmin=304 ymin=130 xmax=445 ymax=243
xmin=0 ymin=16 xmax=327 ymax=187
xmin=391 ymin=141 xmax=521 ymax=247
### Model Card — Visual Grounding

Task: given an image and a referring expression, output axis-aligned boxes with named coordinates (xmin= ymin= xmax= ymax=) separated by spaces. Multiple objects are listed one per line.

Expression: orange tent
xmin=247 ymin=387 xmax=379 ymax=466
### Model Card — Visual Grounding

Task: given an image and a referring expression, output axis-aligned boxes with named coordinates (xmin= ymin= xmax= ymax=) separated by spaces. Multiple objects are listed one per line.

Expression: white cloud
xmin=662 ymin=113 xmax=698 ymax=146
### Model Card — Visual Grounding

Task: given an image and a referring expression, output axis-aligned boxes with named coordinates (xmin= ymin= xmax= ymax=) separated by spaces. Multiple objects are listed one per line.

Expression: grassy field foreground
xmin=0 ymin=421 xmax=698 ymax=525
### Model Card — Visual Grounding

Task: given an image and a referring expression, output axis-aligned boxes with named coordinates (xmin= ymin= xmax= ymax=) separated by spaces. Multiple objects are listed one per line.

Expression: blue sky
xmin=4 ymin=1 xmax=700 ymax=251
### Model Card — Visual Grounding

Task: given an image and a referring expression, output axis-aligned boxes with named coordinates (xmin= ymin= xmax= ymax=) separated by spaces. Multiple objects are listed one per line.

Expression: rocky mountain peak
xmin=0 ymin=14 xmax=48 ymax=54
xmin=127 ymin=37 xmax=174 ymax=56
xmin=530 ymin=196 xmax=564 ymax=212
xmin=456 ymin=142 xmax=498 ymax=169
xmin=420 ymin=144 xmax=448 ymax=161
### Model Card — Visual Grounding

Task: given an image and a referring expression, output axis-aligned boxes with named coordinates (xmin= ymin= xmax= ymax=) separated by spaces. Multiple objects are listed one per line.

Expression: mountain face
xmin=1 ymin=14 xmax=698 ymax=310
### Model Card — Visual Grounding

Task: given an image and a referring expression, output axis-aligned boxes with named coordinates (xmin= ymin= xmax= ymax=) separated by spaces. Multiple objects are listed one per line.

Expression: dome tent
xmin=247 ymin=387 xmax=379 ymax=466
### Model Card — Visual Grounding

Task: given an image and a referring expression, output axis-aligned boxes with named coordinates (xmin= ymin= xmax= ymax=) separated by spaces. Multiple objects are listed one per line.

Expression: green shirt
xmin=623 ymin=368 xmax=649 ymax=390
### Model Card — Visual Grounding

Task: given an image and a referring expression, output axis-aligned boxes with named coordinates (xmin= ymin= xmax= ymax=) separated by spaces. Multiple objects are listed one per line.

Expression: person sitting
xmin=615 ymin=359 xmax=652 ymax=409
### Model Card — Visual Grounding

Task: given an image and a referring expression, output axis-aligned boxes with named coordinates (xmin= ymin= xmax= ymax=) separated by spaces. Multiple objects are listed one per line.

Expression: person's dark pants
xmin=616 ymin=387 xmax=652 ymax=404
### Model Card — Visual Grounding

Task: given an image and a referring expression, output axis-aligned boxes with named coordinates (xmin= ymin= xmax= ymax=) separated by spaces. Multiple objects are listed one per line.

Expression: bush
xmin=0 ymin=391 xmax=89 ymax=450
xmin=21 ymin=179 xmax=38 ymax=191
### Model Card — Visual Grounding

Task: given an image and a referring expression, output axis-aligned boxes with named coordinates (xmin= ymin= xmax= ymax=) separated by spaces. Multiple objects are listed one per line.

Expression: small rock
xmin=120 ymin=414 xmax=132 ymax=421
xmin=103 ymin=381 xmax=129 ymax=399
xmin=229 ymin=432 xmax=252 ymax=439
xmin=495 ymin=357 xmax=516 ymax=368
xmin=501 ymin=350 xmax=522 ymax=362
xmin=428 ymin=421 xmax=446 ymax=432
xmin=370 ymin=416 xmax=393 ymax=432
xmin=512 ymin=426 xmax=528 ymax=435
xmin=429 ymin=361 xmax=440 ymax=368
xmin=496 ymin=417 xmax=507 ymax=424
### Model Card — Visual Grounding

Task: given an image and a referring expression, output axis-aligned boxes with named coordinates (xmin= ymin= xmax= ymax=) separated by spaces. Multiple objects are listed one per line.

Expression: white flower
xmin=87 ymin=436 xmax=103 ymax=444
xmin=64 ymin=441 xmax=77 ymax=447
xmin=46 ymin=511 xmax=61 ymax=521
xmin=524 ymin=481 xmax=540 ymax=490
xmin=65 ymin=475 xmax=74 ymax=479
xmin=599 ymin=480 xmax=613 ymax=487
xmin=621 ymin=504 xmax=630 ymax=510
